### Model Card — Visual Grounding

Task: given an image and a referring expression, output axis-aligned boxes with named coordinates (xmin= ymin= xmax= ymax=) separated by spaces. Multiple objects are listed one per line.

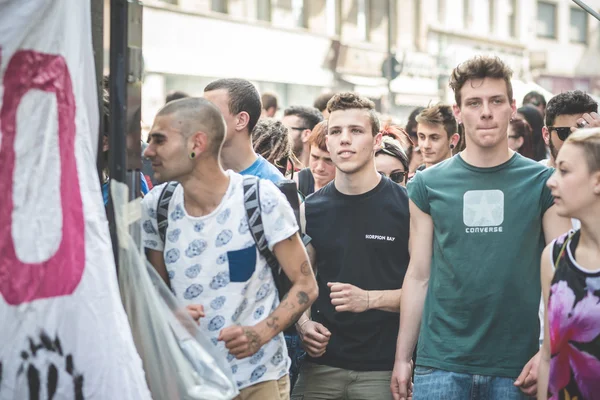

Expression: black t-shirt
xmin=304 ymin=176 xmax=410 ymax=371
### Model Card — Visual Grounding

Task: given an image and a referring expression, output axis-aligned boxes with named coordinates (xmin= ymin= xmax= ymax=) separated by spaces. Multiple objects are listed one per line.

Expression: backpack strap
xmin=157 ymin=181 xmax=179 ymax=244
xmin=242 ymin=176 xmax=279 ymax=270
xmin=297 ymin=168 xmax=314 ymax=198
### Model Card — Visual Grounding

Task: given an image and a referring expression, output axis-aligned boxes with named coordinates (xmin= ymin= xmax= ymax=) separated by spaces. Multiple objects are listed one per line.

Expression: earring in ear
xmin=450 ymin=144 xmax=455 ymax=149
xmin=189 ymin=152 xmax=196 ymax=159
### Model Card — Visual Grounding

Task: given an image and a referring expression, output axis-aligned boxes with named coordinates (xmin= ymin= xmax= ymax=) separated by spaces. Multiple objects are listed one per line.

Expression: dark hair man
xmin=282 ymin=106 xmax=324 ymax=169
xmin=542 ymin=90 xmax=599 ymax=168
xmin=204 ymin=79 xmax=284 ymax=183
xmin=522 ymin=91 xmax=547 ymax=118
xmin=293 ymin=92 xmax=410 ymax=400
xmin=391 ymin=56 xmax=571 ymax=400
xmin=313 ymin=92 xmax=335 ymax=118
xmin=415 ymin=104 xmax=460 ymax=169
xmin=261 ymin=92 xmax=279 ymax=118
xmin=142 ymin=97 xmax=318 ymax=399
xmin=165 ymin=90 xmax=190 ymax=104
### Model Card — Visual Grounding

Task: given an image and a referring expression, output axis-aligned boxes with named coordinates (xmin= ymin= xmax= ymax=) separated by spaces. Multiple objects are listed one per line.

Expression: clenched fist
xmin=218 ymin=326 xmax=264 ymax=359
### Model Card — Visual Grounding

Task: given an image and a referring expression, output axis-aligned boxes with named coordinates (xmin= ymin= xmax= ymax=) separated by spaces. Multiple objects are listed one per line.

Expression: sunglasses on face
xmin=388 ymin=171 xmax=407 ymax=184
xmin=547 ymin=126 xmax=573 ymax=141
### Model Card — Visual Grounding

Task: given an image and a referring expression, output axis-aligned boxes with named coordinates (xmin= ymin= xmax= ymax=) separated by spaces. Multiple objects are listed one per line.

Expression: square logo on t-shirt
xmin=463 ymin=190 xmax=504 ymax=227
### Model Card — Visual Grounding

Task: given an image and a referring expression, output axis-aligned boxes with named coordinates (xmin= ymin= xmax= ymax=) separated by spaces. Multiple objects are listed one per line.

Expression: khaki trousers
xmin=235 ymin=375 xmax=290 ymax=400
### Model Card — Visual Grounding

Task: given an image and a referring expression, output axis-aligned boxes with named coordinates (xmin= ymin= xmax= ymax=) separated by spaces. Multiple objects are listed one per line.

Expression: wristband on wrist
xmin=298 ymin=318 xmax=310 ymax=331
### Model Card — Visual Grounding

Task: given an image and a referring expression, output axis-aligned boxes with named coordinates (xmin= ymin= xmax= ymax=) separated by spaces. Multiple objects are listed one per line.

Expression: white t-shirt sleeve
xmin=258 ymin=179 xmax=299 ymax=251
xmin=141 ymin=185 xmax=165 ymax=251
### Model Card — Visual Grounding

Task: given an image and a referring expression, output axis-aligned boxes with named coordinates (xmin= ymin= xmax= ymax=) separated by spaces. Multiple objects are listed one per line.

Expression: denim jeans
xmin=285 ymin=333 xmax=306 ymax=393
xmin=413 ymin=366 xmax=529 ymax=400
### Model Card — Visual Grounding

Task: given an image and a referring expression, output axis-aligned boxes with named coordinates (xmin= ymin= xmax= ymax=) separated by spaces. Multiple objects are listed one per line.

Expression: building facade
xmin=138 ymin=0 xmax=600 ymax=124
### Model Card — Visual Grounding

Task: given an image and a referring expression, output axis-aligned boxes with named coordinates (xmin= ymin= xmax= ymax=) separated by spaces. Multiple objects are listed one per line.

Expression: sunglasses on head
xmin=389 ymin=171 xmax=407 ymax=184
xmin=547 ymin=126 xmax=572 ymax=141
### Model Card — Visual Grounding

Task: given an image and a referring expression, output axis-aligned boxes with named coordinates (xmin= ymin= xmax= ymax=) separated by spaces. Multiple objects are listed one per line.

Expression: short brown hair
xmin=261 ymin=92 xmax=278 ymax=111
xmin=416 ymin=104 xmax=457 ymax=139
xmin=308 ymin=120 xmax=328 ymax=152
xmin=449 ymin=56 xmax=513 ymax=107
xmin=327 ymin=92 xmax=380 ymax=135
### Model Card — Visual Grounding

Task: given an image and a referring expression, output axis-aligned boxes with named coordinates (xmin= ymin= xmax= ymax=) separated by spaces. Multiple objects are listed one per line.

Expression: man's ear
xmin=450 ymin=133 xmax=460 ymax=147
xmin=373 ymin=132 xmax=383 ymax=151
xmin=236 ymin=111 xmax=250 ymax=133
xmin=452 ymin=104 xmax=462 ymax=125
xmin=542 ymin=126 xmax=550 ymax=146
xmin=190 ymin=131 xmax=209 ymax=156
xmin=301 ymin=129 xmax=311 ymax=143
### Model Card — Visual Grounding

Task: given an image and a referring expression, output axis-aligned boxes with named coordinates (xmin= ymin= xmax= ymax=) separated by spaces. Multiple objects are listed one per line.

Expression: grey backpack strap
xmin=242 ymin=176 xmax=278 ymax=269
xmin=157 ymin=181 xmax=179 ymax=244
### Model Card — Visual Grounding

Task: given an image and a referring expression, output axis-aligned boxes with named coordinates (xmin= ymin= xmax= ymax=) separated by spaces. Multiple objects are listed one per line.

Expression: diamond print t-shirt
xmin=141 ymin=171 xmax=298 ymax=389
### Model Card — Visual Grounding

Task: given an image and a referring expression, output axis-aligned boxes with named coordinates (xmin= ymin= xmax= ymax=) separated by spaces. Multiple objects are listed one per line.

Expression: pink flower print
xmin=548 ymin=281 xmax=600 ymax=399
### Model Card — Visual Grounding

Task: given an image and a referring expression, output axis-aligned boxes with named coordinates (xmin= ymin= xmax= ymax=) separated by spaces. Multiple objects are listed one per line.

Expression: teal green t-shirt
xmin=407 ymin=153 xmax=554 ymax=378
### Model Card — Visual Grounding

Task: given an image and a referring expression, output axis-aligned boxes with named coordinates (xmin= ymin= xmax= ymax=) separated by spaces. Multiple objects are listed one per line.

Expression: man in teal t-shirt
xmin=390 ymin=56 xmax=571 ymax=400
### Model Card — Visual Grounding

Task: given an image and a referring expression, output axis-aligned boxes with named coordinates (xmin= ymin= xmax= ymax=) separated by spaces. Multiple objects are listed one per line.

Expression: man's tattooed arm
xmin=255 ymin=234 xmax=318 ymax=343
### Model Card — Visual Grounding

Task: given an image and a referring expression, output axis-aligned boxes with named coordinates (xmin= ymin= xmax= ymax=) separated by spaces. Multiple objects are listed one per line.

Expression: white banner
xmin=0 ymin=1 xmax=151 ymax=398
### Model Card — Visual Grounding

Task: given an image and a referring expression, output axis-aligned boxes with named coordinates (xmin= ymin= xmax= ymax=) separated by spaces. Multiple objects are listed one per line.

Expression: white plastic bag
xmin=111 ymin=181 xmax=239 ymax=400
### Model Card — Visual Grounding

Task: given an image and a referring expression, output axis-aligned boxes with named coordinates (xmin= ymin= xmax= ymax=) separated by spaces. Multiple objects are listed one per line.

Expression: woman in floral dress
xmin=538 ymin=128 xmax=600 ymax=400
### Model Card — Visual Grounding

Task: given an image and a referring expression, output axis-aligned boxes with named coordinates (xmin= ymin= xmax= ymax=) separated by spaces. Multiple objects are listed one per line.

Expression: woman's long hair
xmin=517 ymin=105 xmax=547 ymax=161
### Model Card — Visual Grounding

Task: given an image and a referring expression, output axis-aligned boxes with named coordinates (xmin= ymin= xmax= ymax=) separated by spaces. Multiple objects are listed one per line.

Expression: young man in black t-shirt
xmin=291 ymin=93 xmax=410 ymax=400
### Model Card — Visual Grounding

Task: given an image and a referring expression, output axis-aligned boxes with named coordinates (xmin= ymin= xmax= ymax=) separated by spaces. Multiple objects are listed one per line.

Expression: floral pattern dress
xmin=548 ymin=230 xmax=600 ymax=400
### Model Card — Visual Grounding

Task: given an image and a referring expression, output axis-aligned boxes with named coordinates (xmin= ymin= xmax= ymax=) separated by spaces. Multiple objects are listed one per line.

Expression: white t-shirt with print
xmin=141 ymin=171 xmax=298 ymax=389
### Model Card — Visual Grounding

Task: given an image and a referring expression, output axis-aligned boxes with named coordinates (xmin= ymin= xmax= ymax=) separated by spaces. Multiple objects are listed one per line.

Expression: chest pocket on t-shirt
xmin=228 ymin=245 xmax=257 ymax=282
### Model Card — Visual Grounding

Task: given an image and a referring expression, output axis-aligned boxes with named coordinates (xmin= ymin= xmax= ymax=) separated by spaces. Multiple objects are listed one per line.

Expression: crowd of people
xmin=136 ymin=55 xmax=600 ymax=400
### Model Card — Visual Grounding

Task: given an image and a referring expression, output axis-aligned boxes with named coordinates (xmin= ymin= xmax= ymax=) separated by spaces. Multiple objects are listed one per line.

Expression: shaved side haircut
xmin=157 ymin=97 xmax=227 ymax=156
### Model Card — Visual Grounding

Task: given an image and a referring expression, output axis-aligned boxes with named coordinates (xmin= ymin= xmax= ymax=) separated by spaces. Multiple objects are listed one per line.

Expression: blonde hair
xmin=566 ymin=128 xmax=600 ymax=172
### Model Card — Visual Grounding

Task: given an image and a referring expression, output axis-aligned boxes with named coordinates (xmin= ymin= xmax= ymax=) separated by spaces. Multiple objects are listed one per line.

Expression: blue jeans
xmin=413 ymin=366 xmax=529 ymax=400
xmin=285 ymin=333 xmax=306 ymax=393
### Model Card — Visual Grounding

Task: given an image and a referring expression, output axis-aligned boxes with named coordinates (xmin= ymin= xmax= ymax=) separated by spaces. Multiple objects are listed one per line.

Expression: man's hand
xmin=391 ymin=360 xmax=414 ymax=400
xmin=218 ymin=326 xmax=264 ymax=359
xmin=185 ymin=304 xmax=205 ymax=324
xmin=328 ymin=282 xmax=368 ymax=313
xmin=298 ymin=320 xmax=331 ymax=358
xmin=574 ymin=111 xmax=600 ymax=130
xmin=514 ymin=351 xmax=540 ymax=397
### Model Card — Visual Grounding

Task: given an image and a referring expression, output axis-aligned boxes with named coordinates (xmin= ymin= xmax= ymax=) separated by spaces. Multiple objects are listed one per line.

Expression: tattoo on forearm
xmin=297 ymin=291 xmax=309 ymax=305
xmin=244 ymin=328 xmax=261 ymax=353
xmin=266 ymin=316 xmax=280 ymax=331
xmin=280 ymin=300 xmax=296 ymax=310
xmin=300 ymin=260 xmax=311 ymax=276
xmin=285 ymin=310 xmax=304 ymax=329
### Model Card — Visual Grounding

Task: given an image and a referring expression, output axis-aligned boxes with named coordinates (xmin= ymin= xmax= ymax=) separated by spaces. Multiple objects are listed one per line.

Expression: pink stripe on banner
xmin=0 ymin=49 xmax=85 ymax=305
